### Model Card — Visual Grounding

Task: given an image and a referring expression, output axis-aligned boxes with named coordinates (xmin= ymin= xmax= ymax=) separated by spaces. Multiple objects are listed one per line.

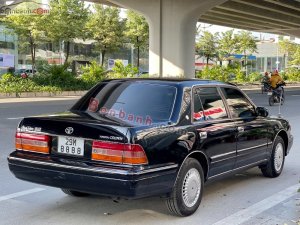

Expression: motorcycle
xmin=261 ymin=81 xmax=271 ymax=94
xmin=268 ymin=82 xmax=285 ymax=106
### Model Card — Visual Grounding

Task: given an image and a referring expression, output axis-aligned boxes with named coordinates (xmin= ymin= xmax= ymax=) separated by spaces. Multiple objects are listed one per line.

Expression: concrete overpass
xmin=90 ymin=1 xmax=300 ymax=77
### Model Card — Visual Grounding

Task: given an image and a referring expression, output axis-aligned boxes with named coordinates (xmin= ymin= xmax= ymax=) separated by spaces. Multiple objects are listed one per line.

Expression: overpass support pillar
xmin=108 ymin=0 xmax=226 ymax=78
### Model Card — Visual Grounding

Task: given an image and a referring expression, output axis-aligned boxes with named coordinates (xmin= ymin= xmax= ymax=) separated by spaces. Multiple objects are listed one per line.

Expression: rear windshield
xmin=80 ymin=82 xmax=177 ymax=125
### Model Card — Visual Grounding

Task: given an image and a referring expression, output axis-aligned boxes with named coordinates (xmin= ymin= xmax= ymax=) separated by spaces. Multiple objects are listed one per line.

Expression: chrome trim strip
xmin=211 ymin=155 xmax=236 ymax=164
xmin=8 ymin=157 xmax=178 ymax=176
xmin=208 ymin=159 xmax=268 ymax=180
xmin=211 ymin=151 xmax=236 ymax=160
xmin=237 ymin=143 xmax=268 ymax=153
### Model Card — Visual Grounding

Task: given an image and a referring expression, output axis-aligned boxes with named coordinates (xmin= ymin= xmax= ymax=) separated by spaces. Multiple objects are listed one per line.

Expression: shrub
xmin=0 ymin=73 xmax=60 ymax=94
xmin=234 ymin=68 xmax=246 ymax=83
xmin=197 ymin=66 xmax=229 ymax=82
xmin=284 ymin=67 xmax=300 ymax=81
xmin=80 ymin=61 xmax=105 ymax=84
xmin=246 ymin=72 xmax=261 ymax=83
xmin=197 ymin=66 xmax=244 ymax=82
xmin=33 ymin=64 xmax=92 ymax=91
xmin=0 ymin=61 xmax=146 ymax=94
xmin=108 ymin=60 xmax=139 ymax=79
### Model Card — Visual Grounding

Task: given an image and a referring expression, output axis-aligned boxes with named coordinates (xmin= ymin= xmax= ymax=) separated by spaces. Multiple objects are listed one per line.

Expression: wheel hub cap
xmin=182 ymin=168 xmax=201 ymax=208
xmin=274 ymin=143 xmax=284 ymax=172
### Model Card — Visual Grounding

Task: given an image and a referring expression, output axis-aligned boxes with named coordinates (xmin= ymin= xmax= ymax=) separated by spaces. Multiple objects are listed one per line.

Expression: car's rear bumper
xmin=8 ymin=152 xmax=178 ymax=199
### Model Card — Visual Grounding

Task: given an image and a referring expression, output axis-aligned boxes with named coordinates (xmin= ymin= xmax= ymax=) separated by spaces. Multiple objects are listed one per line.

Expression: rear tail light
xmin=92 ymin=141 xmax=148 ymax=165
xmin=15 ymin=132 xmax=50 ymax=154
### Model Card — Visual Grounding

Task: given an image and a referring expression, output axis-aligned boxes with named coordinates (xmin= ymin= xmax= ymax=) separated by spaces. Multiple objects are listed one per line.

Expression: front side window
xmin=221 ymin=87 xmax=256 ymax=119
xmin=193 ymin=87 xmax=228 ymax=122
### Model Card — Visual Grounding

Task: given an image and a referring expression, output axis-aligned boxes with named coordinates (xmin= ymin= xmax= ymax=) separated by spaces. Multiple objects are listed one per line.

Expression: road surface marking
xmin=7 ymin=117 xmax=24 ymax=120
xmin=213 ymin=183 xmax=300 ymax=225
xmin=0 ymin=188 xmax=45 ymax=202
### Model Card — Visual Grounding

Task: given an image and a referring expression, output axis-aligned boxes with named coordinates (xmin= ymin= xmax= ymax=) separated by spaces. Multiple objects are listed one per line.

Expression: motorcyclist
xmin=262 ymin=72 xmax=270 ymax=84
xmin=269 ymin=70 xmax=285 ymax=101
xmin=261 ymin=72 xmax=271 ymax=92
xmin=270 ymin=70 xmax=283 ymax=89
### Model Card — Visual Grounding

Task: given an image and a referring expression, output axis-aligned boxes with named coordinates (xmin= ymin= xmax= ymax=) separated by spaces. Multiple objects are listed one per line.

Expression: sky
xmin=198 ymin=22 xmax=300 ymax=44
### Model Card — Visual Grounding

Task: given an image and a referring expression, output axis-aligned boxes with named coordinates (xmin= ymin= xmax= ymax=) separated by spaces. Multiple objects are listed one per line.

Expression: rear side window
xmin=193 ymin=87 xmax=228 ymax=122
xmin=78 ymin=82 xmax=177 ymax=125
xmin=221 ymin=87 xmax=256 ymax=118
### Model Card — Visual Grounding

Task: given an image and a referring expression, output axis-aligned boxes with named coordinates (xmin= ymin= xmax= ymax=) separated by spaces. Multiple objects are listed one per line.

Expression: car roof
xmin=101 ymin=78 xmax=236 ymax=88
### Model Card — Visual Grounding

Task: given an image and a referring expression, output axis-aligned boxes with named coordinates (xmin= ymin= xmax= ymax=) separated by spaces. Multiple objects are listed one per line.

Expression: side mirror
xmin=256 ymin=106 xmax=269 ymax=117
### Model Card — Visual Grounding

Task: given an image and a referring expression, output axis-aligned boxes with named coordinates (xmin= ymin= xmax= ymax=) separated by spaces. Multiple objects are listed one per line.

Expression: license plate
xmin=267 ymin=92 xmax=272 ymax=96
xmin=57 ymin=136 xmax=84 ymax=156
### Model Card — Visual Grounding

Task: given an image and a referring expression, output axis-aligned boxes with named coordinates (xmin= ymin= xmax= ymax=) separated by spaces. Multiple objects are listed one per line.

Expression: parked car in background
xmin=8 ymin=78 xmax=293 ymax=216
xmin=15 ymin=69 xmax=37 ymax=78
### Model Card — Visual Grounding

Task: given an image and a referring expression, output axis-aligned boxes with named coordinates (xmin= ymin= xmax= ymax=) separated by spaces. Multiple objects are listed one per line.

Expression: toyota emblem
xmin=65 ymin=127 xmax=74 ymax=135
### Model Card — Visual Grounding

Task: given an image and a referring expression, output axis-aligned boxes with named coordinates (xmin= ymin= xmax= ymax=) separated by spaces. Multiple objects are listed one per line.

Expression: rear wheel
xmin=269 ymin=96 xmax=275 ymax=106
xmin=260 ymin=136 xmax=285 ymax=178
xmin=61 ymin=189 xmax=90 ymax=197
xmin=166 ymin=158 xmax=204 ymax=217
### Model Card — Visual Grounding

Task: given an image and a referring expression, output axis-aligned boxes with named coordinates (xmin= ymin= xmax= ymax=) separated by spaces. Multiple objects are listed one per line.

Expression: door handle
xmin=237 ymin=127 xmax=244 ymax=133
xmin=199 ymin=132 xmax=207 ymax=139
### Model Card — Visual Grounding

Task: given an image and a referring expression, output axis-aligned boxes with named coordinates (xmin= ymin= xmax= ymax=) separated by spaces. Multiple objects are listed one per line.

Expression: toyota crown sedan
xmin=8 ymin=79 xmax=293 ymax=216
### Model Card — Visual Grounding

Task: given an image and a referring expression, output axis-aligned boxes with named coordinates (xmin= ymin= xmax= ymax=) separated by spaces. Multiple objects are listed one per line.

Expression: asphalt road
xmin=0 ymin=92 xmax=299 ymax=225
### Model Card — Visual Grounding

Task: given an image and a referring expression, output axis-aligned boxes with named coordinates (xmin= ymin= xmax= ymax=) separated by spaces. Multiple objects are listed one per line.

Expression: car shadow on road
xmin=16 ymin=167 xmax=295 ymax=225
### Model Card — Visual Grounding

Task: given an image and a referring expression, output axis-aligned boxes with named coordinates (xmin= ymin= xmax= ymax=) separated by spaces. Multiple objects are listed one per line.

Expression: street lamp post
xmin=276 ymin=44 xmax=280 ymax=71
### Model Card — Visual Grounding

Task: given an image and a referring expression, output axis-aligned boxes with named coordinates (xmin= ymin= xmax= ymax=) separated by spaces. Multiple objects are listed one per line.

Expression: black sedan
xmin=8 ymin=79 xmax=293 ymax=216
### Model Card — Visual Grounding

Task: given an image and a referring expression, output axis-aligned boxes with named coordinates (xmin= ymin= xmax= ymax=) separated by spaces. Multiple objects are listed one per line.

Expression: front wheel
xmin=165 ymin=158 xmax=204 ymax=217
xmin=269 ymin=96 xmax=275 ymax=106
xmin=260 ymin=136 xmax=285 ymax=178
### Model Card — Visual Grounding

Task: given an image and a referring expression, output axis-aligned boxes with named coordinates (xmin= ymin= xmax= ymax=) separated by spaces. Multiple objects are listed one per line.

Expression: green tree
xmin=125 ymin=10 xmax=149 ymax=69
xmin=2 ymin=14 xmax=46 ymax=71
xmin=279 ymin=38 xmax=298 ymax=66
xmin=86 ymin=5 xmax=124 ymax=66
xmin=290 ymin=46 xmax=300 ymax=66
xmin=45 ymin=0 xmax=89 ymax=65
xmin=279 ymin=39 xmax=296 ymax=55
xmin=196 ymin=31 xmax=218 ymax=66
xmin=235 ymin=31 xmax=257 ymax=70
xmin=218 ymin=30 xmax=238 ymax=65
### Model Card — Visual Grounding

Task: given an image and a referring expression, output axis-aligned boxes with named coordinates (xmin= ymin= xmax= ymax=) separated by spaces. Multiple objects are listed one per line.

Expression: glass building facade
xmin=0 ymin=25 xmax=18 ymax=74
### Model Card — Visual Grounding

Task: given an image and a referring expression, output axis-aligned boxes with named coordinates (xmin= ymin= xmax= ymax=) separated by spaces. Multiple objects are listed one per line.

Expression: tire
xmin=269 ymin=96 xmax=274 ymax=106
xmin=61 ymin=188 xmax=90 ymax=197
xmin=261 ymin=86 xmax=264 ymax=94
xmin=260 ymin=136 xmax=285 ymax=178
xmin=166 ymin=158 xmax=204 ymax=217
xmin=280 ymin=97 xmax=284 ymax=105
xmin=280 ymin=94 xmax=285 ymax=105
